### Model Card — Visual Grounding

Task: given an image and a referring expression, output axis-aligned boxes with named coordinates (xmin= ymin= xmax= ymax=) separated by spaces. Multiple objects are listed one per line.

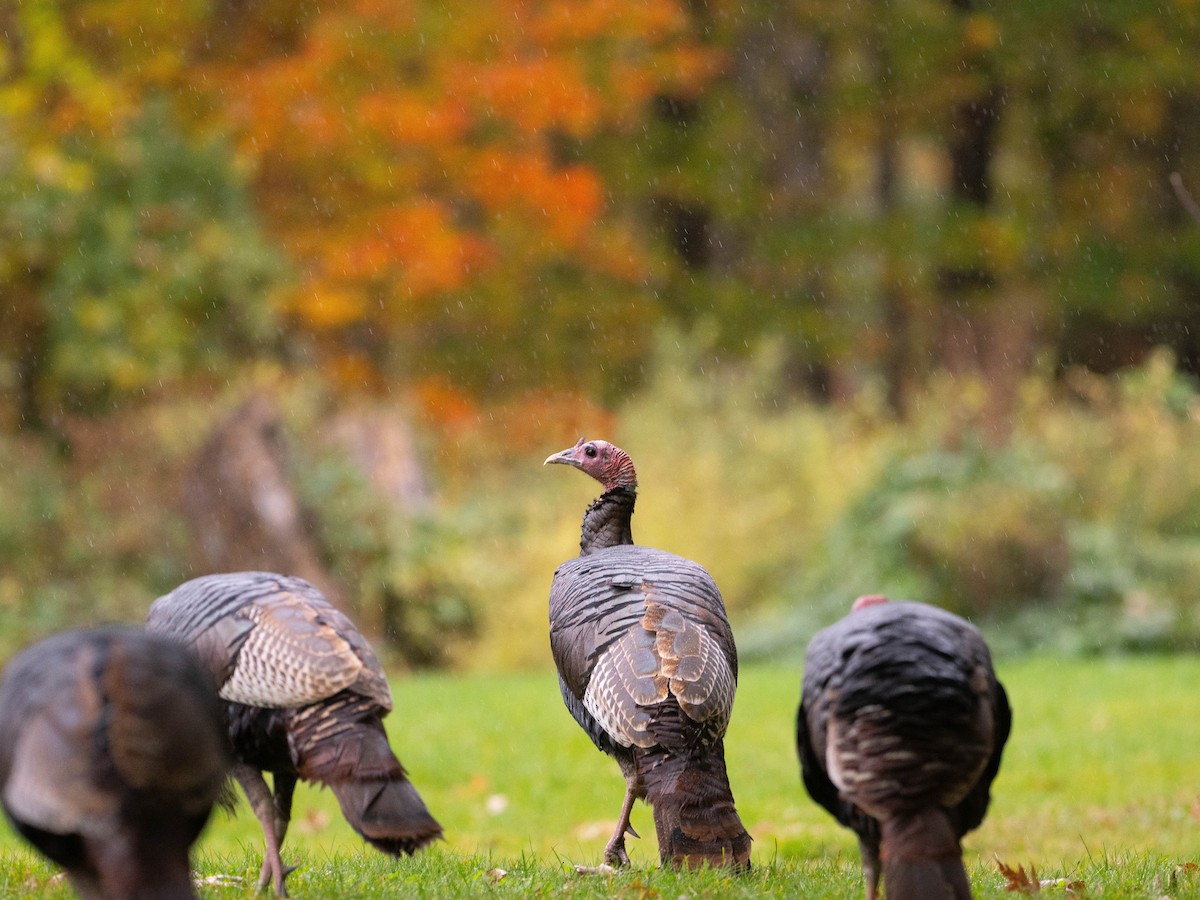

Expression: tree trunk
xmin=935 ymin=0 xmax=1035 ymax=445
xmin=183 ymin=393 xmax=343 ymax=606
xmin=734 ymin=11 xmax=832 ymax=393
xmin=874 ymin=3 xmax=909 ymax=415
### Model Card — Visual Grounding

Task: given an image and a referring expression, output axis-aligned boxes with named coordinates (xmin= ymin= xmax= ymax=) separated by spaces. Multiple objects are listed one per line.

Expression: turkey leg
xmin=270 ymin=772 xmax=297 ymax=851
xmin=603 ymin=786 xmax=640 ymax=867
xmin=233 ymin=763 xmax=296 ymax=896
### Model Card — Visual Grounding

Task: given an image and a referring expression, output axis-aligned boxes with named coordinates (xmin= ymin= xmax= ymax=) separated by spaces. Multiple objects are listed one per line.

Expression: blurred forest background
xmin=4 ymin=0 xmax=1200 ymax=669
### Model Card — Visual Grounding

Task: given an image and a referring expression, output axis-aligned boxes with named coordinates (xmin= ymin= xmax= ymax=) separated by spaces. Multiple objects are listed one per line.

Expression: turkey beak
xmin=544 ymin=446 xmax=582 ymax=469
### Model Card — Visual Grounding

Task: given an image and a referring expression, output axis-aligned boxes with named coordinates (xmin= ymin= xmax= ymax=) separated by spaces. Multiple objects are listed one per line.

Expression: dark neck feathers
xmin=579 ymin=487 xmax=636 ymax=555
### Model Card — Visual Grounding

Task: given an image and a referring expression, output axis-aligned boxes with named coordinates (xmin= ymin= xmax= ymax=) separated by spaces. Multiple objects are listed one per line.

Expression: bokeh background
xmin=4 ymin=1 xmax=1200 ymax=671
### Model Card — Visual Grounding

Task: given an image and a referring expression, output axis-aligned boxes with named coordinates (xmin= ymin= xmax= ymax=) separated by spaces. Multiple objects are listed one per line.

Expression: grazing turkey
xmin=146 ymin=572 xmax=441 ymax=896
xmin=0 ymin=626 xmax=228 ymax=900
xmin=797 ymin=595 xmax=1011 ymax=900
xmin=544 ymin=438 xmax=751 ymax=870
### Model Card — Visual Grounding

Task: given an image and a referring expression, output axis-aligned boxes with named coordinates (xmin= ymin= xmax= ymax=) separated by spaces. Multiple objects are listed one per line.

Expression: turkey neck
xmin=579 ymin=487 xmax=636 ymax=555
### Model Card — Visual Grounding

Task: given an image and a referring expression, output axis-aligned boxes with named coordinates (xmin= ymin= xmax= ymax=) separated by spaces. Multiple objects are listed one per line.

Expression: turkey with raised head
xmin=0 ymin=626 xmax=229 ymax=900
xmin=544 ymin=438 xmax=751 ymax=870
xmin=146 ymin=572 xmax=441 ymax=896
xmin=797 ymin=595 xmax=1011 ymax=900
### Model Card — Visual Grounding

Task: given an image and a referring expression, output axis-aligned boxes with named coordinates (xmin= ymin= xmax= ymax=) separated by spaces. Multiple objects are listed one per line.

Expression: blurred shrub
xmin=840 ymin=440 xmax=1072 ymax=619
xmin=0 ymin=419 xmax=190 ymax=655
xmin=742 ymin=348 xmax=1200 ymax=661
xmin=8 ymin=336 xmax=1200 ymax=667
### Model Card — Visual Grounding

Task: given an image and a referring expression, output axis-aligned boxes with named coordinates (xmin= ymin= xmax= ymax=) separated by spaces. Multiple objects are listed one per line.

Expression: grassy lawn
xmin=2 ymin=655 xmax=1199 ymax=897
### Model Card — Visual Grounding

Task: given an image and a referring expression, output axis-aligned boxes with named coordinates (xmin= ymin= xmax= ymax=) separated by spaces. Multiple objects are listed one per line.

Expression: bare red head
xmin=851 ymin=594 xmax=889 ymax=612
xmin=544 ymin=438 xmax=637 ymax=492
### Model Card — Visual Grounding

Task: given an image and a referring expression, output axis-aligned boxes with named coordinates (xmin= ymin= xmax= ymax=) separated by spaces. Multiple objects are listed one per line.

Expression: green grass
xmin=3 ymin=656 xmax=1200 ymax=897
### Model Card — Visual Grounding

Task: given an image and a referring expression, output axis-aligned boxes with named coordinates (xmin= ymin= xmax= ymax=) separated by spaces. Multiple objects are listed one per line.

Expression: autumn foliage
xmin=0 ymin=0 xmax=726 ymax=430
xmin=185 ymin=0 xmax=722 ymax=390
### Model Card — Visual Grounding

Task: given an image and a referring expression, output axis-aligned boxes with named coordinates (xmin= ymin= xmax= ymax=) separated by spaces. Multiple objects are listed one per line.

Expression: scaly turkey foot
xmin=603 ymin=836 xmax=631 ymax=868
xmin=257 ymin=859 xmax=298 ymax=894
xmin=603 ymin=787 xmax=640 ymax=867
xmin=257 ymin=858 xmax=298 ymax=896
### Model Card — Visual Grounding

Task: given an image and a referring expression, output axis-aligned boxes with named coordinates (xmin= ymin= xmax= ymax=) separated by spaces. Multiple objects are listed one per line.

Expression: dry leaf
xmin=574 ymin=863 xmax=615 ymax=875
xmin=996 ymin=857 xmax=1085 ymax=896
xmin=996 ymin=857 xmax=1041 ymax=894
xmin=485 ymin=867 xmax=507 ymax=882
xmin=195 ymin=874 xmax=245 ymax=886
xmin=1155 ymin=862 xmax=1200 ymax=892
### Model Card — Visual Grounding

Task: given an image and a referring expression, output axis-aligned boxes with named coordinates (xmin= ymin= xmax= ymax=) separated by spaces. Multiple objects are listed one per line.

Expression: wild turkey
xmin=797 ymin=595 xmax=1011 ymax=900
xmin=544 ymin=438 xmax=751 ymax=869
xmin=146 ymin=572 xmax=441 ymax=896
xmin=0 ymin=626 xmax=229 ymax=900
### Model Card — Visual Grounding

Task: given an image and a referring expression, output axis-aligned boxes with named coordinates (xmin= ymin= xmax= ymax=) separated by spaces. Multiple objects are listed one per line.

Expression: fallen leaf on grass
xmin=485 ymin=867 xmax=507 ymax=883
xmin=995 ymin=856 xmax=1085 ymax=896
xmin=574 ymin=864 xmax=615 ymax=875
xmin=997 ymin=857 xmax=1041 ymax=894
xmin=195 ymin=874 xmax=245 ymax=886
xmin=1153 ymin=862 xmax=1199 ymax=893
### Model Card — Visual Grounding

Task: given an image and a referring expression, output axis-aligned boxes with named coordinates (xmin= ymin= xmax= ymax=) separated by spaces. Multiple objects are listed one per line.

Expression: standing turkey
xmin=545 ymin=438 xmax=751 ymax=869
xmin=0 ymin=626 xmax=229 ymax=900
xmin=146 ymin=572 xmax=441 ymax=896
xmin=797 ymin=595 xmax=1011 ymax=900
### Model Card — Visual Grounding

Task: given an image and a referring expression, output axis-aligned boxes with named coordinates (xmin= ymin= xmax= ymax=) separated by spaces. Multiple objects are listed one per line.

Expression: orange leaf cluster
xmin=463 ymin=57 xmax=601 ymax=138
xmin=414 ymin=382 xmax=616 ymax=453
xmin=521 ymin=0 xmax=688 ymax=46
xmin=469 ymin=152 xmax=604 ymax=247
xmin=411 ymin=377 xmax=481 ymax=433
xmin=338 ymin=201 xmax=490 ymax=296
xmin=286 ymin=285 xmax=366 ymax=331
xmin=359 ymin=91 xmax=471 ymax=147
xmin=491 ymin=389 xmax=616 ymax=452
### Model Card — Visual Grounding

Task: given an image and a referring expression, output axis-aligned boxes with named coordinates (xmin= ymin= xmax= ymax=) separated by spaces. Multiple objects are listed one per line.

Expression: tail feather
xmin=642 ymin=742 xmax=751 ymax=870
xmin=330 ymin=776 xmax=443 ymax=855
xmin=880 ymin=808 xmax=971 ymax=900
xmin=296 ymin=708 xmax=442 ymax=856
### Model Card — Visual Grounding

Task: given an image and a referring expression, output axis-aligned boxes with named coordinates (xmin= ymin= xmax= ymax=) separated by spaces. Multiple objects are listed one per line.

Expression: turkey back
xmin=798 ymin=599 xmax=1010 ymax=900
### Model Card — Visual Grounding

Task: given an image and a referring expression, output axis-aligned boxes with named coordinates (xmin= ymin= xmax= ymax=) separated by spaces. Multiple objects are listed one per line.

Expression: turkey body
xmin=0 ymin=626 xmax=228 ymax=900
xmin=797 ymin=599 xmax=1011 ymax=900
xmin=146 ymin=572 xmax=441 ymax=896
xmin=546 ymin=438 xmax=751 ymax=869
